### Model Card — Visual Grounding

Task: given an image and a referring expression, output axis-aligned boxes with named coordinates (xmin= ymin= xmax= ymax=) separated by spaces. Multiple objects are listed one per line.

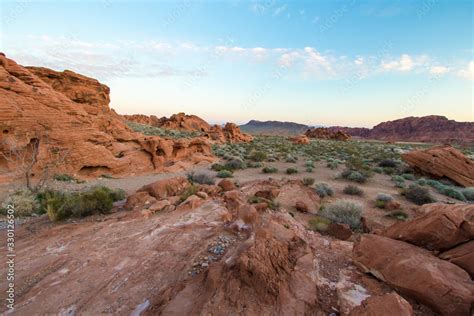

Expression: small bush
xmin=340 ymin=169 xmax=367 ymax=183
xmin=461 ymin=187 xmax=474 ymax=201
xmin=286 ymin=168 xmax=298 ymax=175
xmin=376 ymin=193 xmax=393 ymax=202
xmin=386 ymin=210 xmax=408 ymax=221
xmin=249 ymin=151 xmax=267 ymax=162
xmin=247 ymin=161 xmax=263 ymax=168
xmin=285 ymin=155 xmax=297 ymax=163
xmin=417 ymin=178 xmax=428 ymax=186
xmin=110 ymin=188 xmax=127 ymax=201
xmin=211 ymin=163 xmax=226 ymax=171
xmin=262 ymin=166 xmax=278 ymax=174
xmin=303 ymin=177 xmax=315 ymax=186
xmin=179 ymin=185 xmax=198 ymax=203
xmin=379 ymin=159 xmax=398 ymax=168
xmin=319 ymin=199 xmax=362 ymax=229
xmin=217 ymin=170 xmax=233 ymax=178
xmin=44 ymin=186 xmax=117 ymax=221
xmin=305 ymin=160 xmax=315 ymax=168
xmin=1 ymin=190 xmax=39 ymax=217
xmin=306 ymin=167 xmax=314 ymax=173
xmin=405 ymin=185 xmax=436 ymax=205
xmin=402 ymin=173 xmax=416 ymax=181
xmin=314 ymin=183 xmax=334 ymax=198
xmin=372 ymin=167 xmax=383 ymax=174
xmin=441 ymin=186 xmax=466 ymax=201
xmin=53 ymin=174 xmax=77 ymax=182
xmin=224 ymin=158 xmax=246 ymax=170
xmin=327 ymin=161 xmax=339 ymax=170
xmin=343 ymin=185 xmax=363 ymax=196
xmin=187 ymin=171 xmax=215 ymax=185
xmin=308 ymin=216 xmax=331 ymax=232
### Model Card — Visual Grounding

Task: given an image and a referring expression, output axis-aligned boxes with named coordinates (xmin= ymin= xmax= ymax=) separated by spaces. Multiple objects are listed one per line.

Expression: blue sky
xmin=0 ymin=0 xmax=472 ymax=127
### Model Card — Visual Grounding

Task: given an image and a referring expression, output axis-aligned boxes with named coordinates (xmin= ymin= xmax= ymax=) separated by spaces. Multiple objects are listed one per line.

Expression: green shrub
xmin=262 ymin=166 xmax=278 ymax=174
xmin=461 ymin=187 xmax=474 ymax=201
xmin=286 ymin=168 xmax=298 ymax=174
xmin=53 ymin=174 xmax=77 ymax=182
xmin=1 ymin=189 xmax=39 ymax=217
xmin=319 ymin=199 xmax=362 ymax=229
xmin=373 ymin=167 xmax=383 ymax=174
xmin=179 ymin=185 xmax=198 ymax=203
xmin=187 ymin=171 xmax=215 ymax=185
xmin=44 ymin=186 xmax=117 ymax=221
xmin=303 ymin=177 xmax=315 ymax=186
xmin=224 ymin=158 xmax=246 ymax=170
xmin=386 ymin=210 xmax=408 ymax=221
xmin=417 ymin=178 xmax=428 ymax=186
xmin=402 ymin=173 xmax=416 ymax=181
xmin=405 ymin=185 xmax=436 ymax=205
xmin=211 ymin=163 xmax=226 ymax=171
xmin=314 ymin=183 xmax=334 ymax=198
xmin=327 ymin=161 xmax=339 ymax=170
xmin=343 ymin=185 xmax=363 ymax=196
xmin=110 ymin=188 xmax=127 ymax=201
xmin=305 ymin=160 xmax=315 ymax=168
xmin=441 ymin=186 xmax=466 ymax=201
xmin=249 ymin=151 xmax=267 ymax=162
xmin=285 ymin=155 xmax=297 ymax=163
xmin=306 ymin=167 xmax=314 ymax=172
xmin=378 ymin=159 xmax=398 ymax=168
xmin=247 ymin=161 xmax=263 ymax=168
xmin=376 ymin=193 xmax=393 ymax=202
xmin=217 ymin=170 xmax=233 ymax=178
xmin=340 ymin=169 xmax=367 ymax=183
xmin=308 ymin=216 xmax=331 ymax=232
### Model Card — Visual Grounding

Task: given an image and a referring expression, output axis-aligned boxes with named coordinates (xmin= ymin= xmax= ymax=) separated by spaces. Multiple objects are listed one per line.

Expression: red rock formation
xmin=0 ymin=54 xmax=214 ymax=183
xmin=402 ymin=145 xmax=474 ymax=187
xmin=329 ymin=116 xmax=474 ymax=144
xmin=383 ymin=203 xmax=474 ymax=251
xmin=439 ymin=241 xmax=474 ymax=278
xmin=206 ymin=123 xmax=253 ymax=143
xmin=305 ymin=127 xmax=351 ymax=141
xmin=288 ymin=135 xmax=310 ymax=144
xmin=122 ymin=114 xmax=160 ymax=126
xmin=349 ymin=293 xmax=413 ymax=316
xmin=155 ymin=112 xmax=211 ymax=132
xmin=353 ymin=234 xmax=474 ymax=315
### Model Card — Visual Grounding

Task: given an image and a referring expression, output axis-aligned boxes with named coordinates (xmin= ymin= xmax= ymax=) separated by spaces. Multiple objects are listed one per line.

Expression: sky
xmin=0 ymin=0 xmax=472 ymax=127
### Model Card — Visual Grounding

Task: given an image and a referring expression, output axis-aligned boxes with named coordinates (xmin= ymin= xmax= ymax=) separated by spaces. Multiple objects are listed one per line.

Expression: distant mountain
xmin=240 ymin=120 xmax=311 ymax=136
xmin=328 ymin=116 xmax=474 ymax=144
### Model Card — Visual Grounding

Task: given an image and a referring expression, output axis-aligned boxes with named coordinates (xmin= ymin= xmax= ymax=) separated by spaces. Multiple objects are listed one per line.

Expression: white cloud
xmin=458 ymin=61 xmax=474 ymax=80
xmin=381 ymin=54 xmax=429 ymax=72
xmin=273 ymin=5 xmax=287 ymax=16
xmin=354 ymin=57 xmax=364 ymax=65
xmin=430 ymin=65 xmax=449 ymax=74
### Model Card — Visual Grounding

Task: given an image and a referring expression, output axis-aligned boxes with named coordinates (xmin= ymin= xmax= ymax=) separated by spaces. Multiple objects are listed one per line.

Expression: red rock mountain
xmin=329 ymin=116 xmax=474 ymax=144
xmin=0 ymin=54 xmax=214 ymax=183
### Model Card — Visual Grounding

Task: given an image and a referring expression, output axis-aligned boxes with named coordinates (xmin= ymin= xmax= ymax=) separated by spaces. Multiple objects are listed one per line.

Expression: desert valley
xmin=1 ymin=1 xmax=473 ymax=315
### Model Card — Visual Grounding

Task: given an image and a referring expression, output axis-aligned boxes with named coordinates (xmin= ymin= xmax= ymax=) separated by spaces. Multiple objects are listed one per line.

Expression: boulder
xmin=327 ymin=223 xmax=352 ymax=240
xmin=349 ymin=292 xmax=413 ymax=316
xmin=439 ymin=241 xmax=474 ymax=278
xmin=155 ymin=112 xmax=210 ymax=132
xmin=206 ymin=123 xmax=253 ymax=143
xmin=383 ymin=203 xmax=474 ymax=251
xmin=353 ymin=234 xmax=474 ymax=315
xmin=255 ymin=189 xmax=280 ymax=200
xmin=295 ymin=201 xmax=309 ymax=212
xmin=305 ymin=127 xmax=351 ymax=141
xmin=385 ymin=200 xmax=401 ymax=211
xmin=288 ymin=135 xmax=310 ymax=144
xmin=138 ymin=176 xmax=189 ymax=199
xmin=402 ymin=145 xmax=474 ymax=187
xmin=218 ymin=179 xmax=236 ymax=192
xmin=125 ymin=191 xmax=157 ymax=210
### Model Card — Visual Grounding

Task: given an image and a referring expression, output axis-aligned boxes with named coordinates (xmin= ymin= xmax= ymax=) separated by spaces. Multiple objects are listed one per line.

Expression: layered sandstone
xmin=305 ymin=127 xmax=351 ymax=141
xmin=402 ymin=145 xmax=474 ymax=187
xmin=205 ymin=123 xmax=253 ymax=143
xmin=0 ymin=54 xmax=213 ymax=182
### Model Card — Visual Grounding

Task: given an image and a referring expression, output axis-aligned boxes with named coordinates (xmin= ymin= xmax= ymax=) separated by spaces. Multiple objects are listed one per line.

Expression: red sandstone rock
xmin=327 ymin=223 xmax=352 ymax=240
xmin=439 ymin=240 xmax=474 ymax=278
xmin=156 ymin=112 xmax=210 ymax=132
xmin=206 ymin=123 xmax=253 ymax=143
xmin=125 ymin=191 xmax=157 ymax=210
xmin=402 ymin=145 xmax=474 ymax=187
xmin=349 ymin=292 xmax=413 ymax=316
xmin=295 ymin=201 xmax=309 ymax=212
xmin=353 ymin=234 xmax=474 ymax=315
xmin=122 ymin=114 xmax=160 ymax=126
xmin=385 ymin=200 xmax=401 ymax=210
xmin=218 ymin=179 xmax=236 ymax=192
xmin=288 ymin=135 xmax=310 ymax=144
xmin=137 ymin=176 xmax=190 ymax=199
xmin=383 ymin=203 xmax=474 ymax=251
xmin=0 ymin=54 xmax=214 ymax=183
xmin=305 ymin=127 xmax=351 ymax=141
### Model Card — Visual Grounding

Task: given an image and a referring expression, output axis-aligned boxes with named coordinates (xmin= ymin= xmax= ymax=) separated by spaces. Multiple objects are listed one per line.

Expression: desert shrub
xmin=100 ymin=174 xmax=114 ymax=179
xmin=53 ymin=174 xmax=77 ymax=182
xmin=372 ymin=167 xmax=383 ymax=174
xmin=327 ymin=161 xmax=339 ymax=170
xmin=378 ymin=159 xmax=398 ymax=168
xmin=405 ymin=185 xmax=436 ymax=205
xmin=216 ymin=170 xmax=233 ymax=178
xmin=248 ymin=196 xmax=261 ymax=204
xmin=343 ymin=185 xmax=363 ymax=196
xmin=417 ymin=178 xmax=428 ymax=186
xmin=402 ymin=173 xmax=416 ymax=181
xmin=319 ymin=199 xmax=362 ymax=229
xmin=303 ymin=177 xmax=315 ymax=186
xmin=382 ymin=167 xmax=395 ymax=175
xmin=262 ymin=166 xmax=278 ymax=174
xmin=340 ymin=169 xmax=367 ymax=183
xmin=314 ymin=183 xmax=334 ymax=198
xmin=286 ymin=168 xmax=298 ymax=174
xmin=247 ymin=161 xmax=263 ymax=168
xmin=306 ymin=167 xmax=314 ymax=172
xmin=249 ymin=151 xmax=267 ymax=162
xmin=426 ymin=179 xmax=445 ymax=191
xmin=267 ymin=199 xmax=280 ymax=211
xmin=210 ymin=163 xmax=226 ymax=171
xmin=386 ymin=210 xmax=408 ymax=221
xmin=285 ymin=155 xmax=297 ymax=163
xmin=1 ymin=189 xmax=39 ymax=217
xmin=224 ymin=158 xmax=246 ymax=170
xmin=44 ymin=186 xmax=117 ymax=221
xmin=441 ymin=186 xmax=466 ymax=201
xmin=179 ymin=184 xmax=198 ymax=203
xmin=187 ymin=171 xmax=215 ymax=185
xmin=110 ymin=188 xmax=127 ymax=201
xmin=305 ymin=160 xmax=315 ymax=168
xmin=391 ymin=175 xmax=405 ymax=183
xmin=376 ymin=193 xmax=393 ymax=202
xmin=308 ymin=216 xmax=331 ymax=232
xmin=461 ymin=187 xmax=474 ymax=201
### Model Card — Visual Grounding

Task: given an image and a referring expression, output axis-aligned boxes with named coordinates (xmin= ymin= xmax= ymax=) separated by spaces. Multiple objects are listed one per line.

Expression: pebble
xmin=188 ymin=235 xmax=235 ymax=277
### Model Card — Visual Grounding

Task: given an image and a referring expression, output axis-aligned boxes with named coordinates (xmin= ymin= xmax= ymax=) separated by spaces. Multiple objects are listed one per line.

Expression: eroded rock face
xmin=383 ymin=203 xmax=474 ymax=251
xmin=122 ymin=114 xmax=160 ymax=126
xmin=353 ymin=234 xmax=474 ymax=316
xmin=402 ymin=145 xmax=474 ymax=187
xmin=349 ymin=292 xmax=413 ymax=316
xmin=156 ymin=112 xmax=211 ymax=132
xmin=206 ymin=123 xmax=253 ymax=143
xmin=137 ymin=176 xmax=190 ymax=199
xmin=0 ymin=54 xmax=214 ymax=183
xmin=439 ymin=241 xmax=474 ymax=278
xmin=305 ymin=127 xmax=351 ymax=141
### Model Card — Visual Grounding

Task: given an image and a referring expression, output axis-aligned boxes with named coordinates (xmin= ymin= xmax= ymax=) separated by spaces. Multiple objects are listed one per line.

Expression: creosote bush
xmin=302 ymin=177 xmax=315 ymax=186
xmin=461 ymin=187 xmax=474 ymax=201
xmin=262 ymin=166 xmax=278 ymax=174
xmin=340 ymin=169 xmax=368 ymax=183
xmin=404 ymin=185 xmax=436 ymax=205
xmin=216 ymin=170 xmax=233 ymax=178
xmin=1 ymin=189 xmax=39 ymax=217
xmin=249 ymin=151 xmax=267 ymax=162
xmin=286 ymin=168 xmax=298 ymax=175
xmin=343 ymin=185 xmax=363 ymax=196
xmin=224 ymin=158 xmax=246 ymax=170
xmin=314 ymin=182 xmax=334 ymax=198
xmin=319 ymin=199 xmax=362 ymax=229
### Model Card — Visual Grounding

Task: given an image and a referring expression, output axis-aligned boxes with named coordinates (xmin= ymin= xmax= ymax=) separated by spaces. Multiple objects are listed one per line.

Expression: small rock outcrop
xmin=206 ymin=123 xmax=253 ymax=143
xmin=288 ymin=135 xmax=310 ymax=144
xmin=402 ymin=145 xmax=474 ymax=187
xmin=305 ymin=127 xmax=351 ymax=141
xmin=349 ymin=292 xmax=413 ymax=316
